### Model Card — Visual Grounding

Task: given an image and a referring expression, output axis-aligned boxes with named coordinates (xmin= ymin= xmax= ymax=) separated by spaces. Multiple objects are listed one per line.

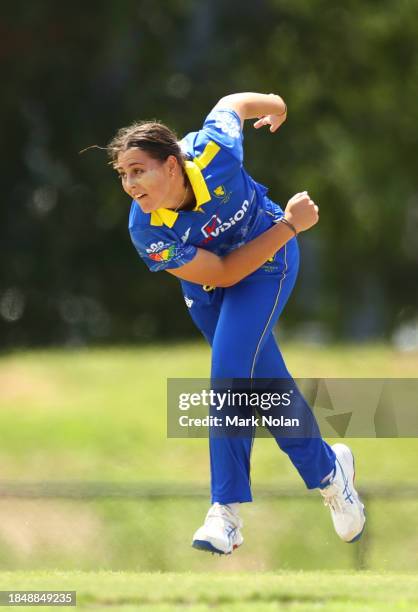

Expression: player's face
xmin=116 ymin=148 xmax=173 ymax=213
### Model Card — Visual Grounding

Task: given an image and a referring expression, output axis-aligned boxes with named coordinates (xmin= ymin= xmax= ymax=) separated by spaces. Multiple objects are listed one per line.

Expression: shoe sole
xmin=192 ymin=539 xmax=241 ymax=555
xmin=347 ymin=520 xmax=366 ymax=543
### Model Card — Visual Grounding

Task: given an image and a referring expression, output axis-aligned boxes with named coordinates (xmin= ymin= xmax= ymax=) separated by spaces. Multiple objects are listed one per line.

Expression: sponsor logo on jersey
xmin=146 ymin=241 xmax=176 ymax=262
xmin=200 ymin=199 xmax=249 ymax=244
xmin=201 ymin=215 xmax=222 ymax=239
xmin=184 ymin=296 xmax=194 ymax=308
xmin=181 ymin=227 xmax=191 ymax=243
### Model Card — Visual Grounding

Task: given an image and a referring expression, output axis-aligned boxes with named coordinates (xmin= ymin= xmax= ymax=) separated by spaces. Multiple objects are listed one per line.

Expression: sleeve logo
xmin=214 ymin=112 xmax=241 ymax=138
xmin=146 ymin=241 xmax=176 ymax=262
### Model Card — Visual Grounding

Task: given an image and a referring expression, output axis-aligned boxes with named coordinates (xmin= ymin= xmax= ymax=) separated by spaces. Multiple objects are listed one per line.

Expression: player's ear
xmin=165 ymin=154 xmax=179 ymax=175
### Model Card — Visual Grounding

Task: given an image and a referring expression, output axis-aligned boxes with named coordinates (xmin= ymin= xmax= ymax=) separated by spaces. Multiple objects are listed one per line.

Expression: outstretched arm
xmin=214 ymin=92 xmax=287 ymax=132
xmin=168 ymin=192 xmax=318 ymax=288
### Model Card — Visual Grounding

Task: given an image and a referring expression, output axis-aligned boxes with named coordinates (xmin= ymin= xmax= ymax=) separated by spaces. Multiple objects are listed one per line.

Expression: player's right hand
xmin=284 ymin=191 xmax=319 ymax=233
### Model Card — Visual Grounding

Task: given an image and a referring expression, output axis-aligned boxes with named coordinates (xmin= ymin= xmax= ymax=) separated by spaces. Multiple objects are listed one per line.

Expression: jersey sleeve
xmin=130 ymin=226 xmax=197 ymax=272
xmin=201 ymin=107 xmax=243 ymax=164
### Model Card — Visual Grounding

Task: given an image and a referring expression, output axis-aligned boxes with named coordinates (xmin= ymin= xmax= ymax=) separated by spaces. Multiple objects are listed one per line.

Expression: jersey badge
xmin=213 ymin=185 xmax=232 ymax=204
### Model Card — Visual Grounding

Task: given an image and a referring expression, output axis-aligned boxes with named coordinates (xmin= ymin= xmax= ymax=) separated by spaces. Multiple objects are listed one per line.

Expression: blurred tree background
xmin=1 ymin=0 xmax=417 ymax=348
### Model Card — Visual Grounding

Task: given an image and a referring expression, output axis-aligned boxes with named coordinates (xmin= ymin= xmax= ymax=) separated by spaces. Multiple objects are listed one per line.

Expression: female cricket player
xmin=109 ymin=92 xmax=366 ymax=554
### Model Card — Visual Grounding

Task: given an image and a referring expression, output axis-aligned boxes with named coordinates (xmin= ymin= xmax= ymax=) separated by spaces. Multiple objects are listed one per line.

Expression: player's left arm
xmin=213 ymin=92 xmax=287 ymax=133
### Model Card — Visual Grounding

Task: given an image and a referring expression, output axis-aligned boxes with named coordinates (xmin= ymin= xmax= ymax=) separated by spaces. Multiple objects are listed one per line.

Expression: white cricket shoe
xmin=320 ymin=443 xmax=366 ymax=543
xmin=192 ymin=503 xmax=244 ymax=555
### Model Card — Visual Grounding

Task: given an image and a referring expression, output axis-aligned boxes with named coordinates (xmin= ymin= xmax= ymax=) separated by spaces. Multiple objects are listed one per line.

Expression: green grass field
xmin=0 ymin=570 xmax=417 ymax=611
xmin=0 ymin=342 xmax=418 ymax=575
xmin=1 ymin=341 xmax=417 ymax=483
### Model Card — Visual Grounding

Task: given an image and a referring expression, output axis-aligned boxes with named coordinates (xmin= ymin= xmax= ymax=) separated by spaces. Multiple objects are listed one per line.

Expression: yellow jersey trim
xmin=149 ymin=207 xmax=179 ymax=228
xmin=184 ymin=160 xmax=211 ymax=210
xmin=194 ymin=140 xmax=220 ymax=170
xmin=150 ymin=140 xmax=220 ymax=226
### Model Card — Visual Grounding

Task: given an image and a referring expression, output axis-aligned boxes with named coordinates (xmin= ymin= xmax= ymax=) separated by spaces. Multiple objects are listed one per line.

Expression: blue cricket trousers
xmin=181 ymin=237 xmax=336 ymax=504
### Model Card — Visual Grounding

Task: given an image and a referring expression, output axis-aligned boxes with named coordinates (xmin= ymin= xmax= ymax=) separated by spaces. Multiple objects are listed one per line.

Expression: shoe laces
xmin=320 ymin=481 xmax=345 ymax=512
xmin=206 ymin=504 xmax=242 ymax=529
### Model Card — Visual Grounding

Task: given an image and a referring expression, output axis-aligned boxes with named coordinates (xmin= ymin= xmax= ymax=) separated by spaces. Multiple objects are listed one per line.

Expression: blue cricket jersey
xmin=128 ymin=107 xmax=285 ymax=276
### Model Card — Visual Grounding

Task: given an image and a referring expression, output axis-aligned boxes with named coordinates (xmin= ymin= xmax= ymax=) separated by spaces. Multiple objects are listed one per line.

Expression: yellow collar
xmin=150 ymin=141 xmax=220 ymax=228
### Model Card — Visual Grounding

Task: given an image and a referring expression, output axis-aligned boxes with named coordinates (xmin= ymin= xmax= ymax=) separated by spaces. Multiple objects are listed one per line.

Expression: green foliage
xmin=1 ymin=1 xmax=417 ymax=346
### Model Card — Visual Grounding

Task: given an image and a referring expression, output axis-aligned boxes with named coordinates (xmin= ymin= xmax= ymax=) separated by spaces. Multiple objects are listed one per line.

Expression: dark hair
xmin=107 ymin=120 xmax=185 ymax=168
